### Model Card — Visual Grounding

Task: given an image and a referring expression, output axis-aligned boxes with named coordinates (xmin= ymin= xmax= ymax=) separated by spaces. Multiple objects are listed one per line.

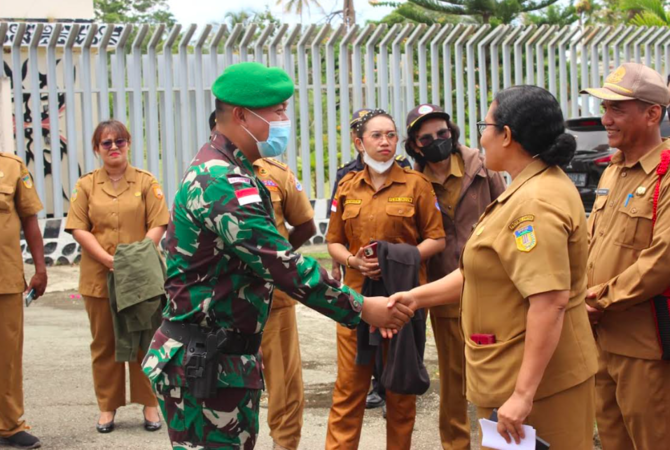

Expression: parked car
xmin=563 ymin=116 xmax=670 ymax=214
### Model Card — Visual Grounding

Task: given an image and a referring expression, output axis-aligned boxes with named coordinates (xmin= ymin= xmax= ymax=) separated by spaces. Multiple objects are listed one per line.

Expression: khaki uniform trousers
xmin=83 ymin=296 xmax=157 ymax=411
xmin=477 ymin=377 xmax=595 ymax=450
xmin=431 ymin=315 xmax=470 ymax=450
xmin=326 ymin=324 xmax=416 ymax=450
xmin=595 ymin=343 xmax=670 ymax=450
xmin=0 ymin=294 xmax=26 ymax=438
xmin=260 ymin=305 xmax=304 ymax=450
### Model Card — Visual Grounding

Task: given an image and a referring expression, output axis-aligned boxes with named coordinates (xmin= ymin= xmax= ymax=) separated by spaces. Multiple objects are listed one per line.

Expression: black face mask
xmin=421 ymin=138 xmax=453 ymax=163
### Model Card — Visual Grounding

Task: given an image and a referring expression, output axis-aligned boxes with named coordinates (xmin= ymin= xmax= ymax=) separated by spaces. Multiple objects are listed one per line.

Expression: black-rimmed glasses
xmin=476 ymin=122 xmax=497 ymax=136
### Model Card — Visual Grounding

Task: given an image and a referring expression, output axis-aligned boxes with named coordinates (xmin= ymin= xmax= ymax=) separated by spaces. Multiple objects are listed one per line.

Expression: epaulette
xmin=263 ymin=158 xmax=289 ymax=171
xmin=402 ymin=166 xmax=431 ymax=182
xmin=0 ymin=152 xmax=24 ymax=164
xmin=337 ymin=170 xmax=357 ymax=187
xmin=135 ymin=167 xmax=156 ymax=178
xmin=395 ymin=155 xmax=406 ymax=161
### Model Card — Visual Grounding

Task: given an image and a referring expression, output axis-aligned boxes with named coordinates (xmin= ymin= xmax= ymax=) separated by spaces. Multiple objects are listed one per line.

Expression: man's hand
xmin=352 ymin=247 xmax=381 ymax=280
xmin=331 ymin=261 xmax=342 ymax=282
xmin=26 ymin=270 xmax=47 ymax=299
xmin=496 ymin=391 xmax=533 ymax=445
xmin=585 ymin=289 xmax=604 ymax=324
xmin=373 ymin=291 xmax=422 ymax=338
xmin=361 ymin=296 xmax=413 ymax=333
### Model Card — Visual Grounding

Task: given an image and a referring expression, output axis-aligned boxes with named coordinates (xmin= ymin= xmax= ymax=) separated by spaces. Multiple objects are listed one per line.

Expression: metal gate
xmin=3 ymin=22 xmax=669 ymax=217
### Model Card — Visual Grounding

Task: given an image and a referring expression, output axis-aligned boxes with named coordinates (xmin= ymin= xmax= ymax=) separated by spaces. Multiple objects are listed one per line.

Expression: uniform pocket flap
xmin=0 ymin=184 xmax=14 ymax=195
xmin=385 ymin=203 xmax=415 ymax=218
xmin=618 ymin=199 xmax=653 ymax=219
xmin=342 ymin=204 xmax=362 ymax=220
xmin=592 ymin=195 xmax=608 ymax=211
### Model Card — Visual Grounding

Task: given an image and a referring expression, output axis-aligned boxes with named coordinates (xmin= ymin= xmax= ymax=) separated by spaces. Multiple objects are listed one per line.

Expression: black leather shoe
xmin=0 ymin=431 xmax=41 ymax=449
xmin=143 ymin=407 xmax=162 ymax=432
xmin=365 ymin=391 xmax=385 ymax=409
xmin=96 ymin=412 xmax=116 ymax=434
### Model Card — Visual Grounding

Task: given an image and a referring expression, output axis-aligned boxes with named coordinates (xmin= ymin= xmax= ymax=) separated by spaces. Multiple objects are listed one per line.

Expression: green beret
xmin=211 ymin=62 xmax=295 ymax=108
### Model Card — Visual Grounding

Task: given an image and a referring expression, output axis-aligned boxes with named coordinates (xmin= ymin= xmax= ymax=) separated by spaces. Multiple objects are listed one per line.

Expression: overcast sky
xmin=166 ymin=0 xmax=395 ymax=26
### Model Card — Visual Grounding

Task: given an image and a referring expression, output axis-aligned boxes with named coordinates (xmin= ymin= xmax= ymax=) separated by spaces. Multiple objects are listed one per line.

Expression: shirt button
xmin=599 ymin=230 xmax=604 ymax=236
xmin=621 ymin=171 xmax=628 ymax=178
xmin=631 ymin=208 xmax=637 ymax=214
xmin=113 ymin=198 xmax=117 ymax=201
xmin=589 ymin=262 xmax=594 ymax=268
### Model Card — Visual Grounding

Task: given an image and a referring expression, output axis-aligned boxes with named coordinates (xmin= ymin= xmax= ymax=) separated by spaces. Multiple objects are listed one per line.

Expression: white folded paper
xmin=478 ymin=418 xmax=537 ymax=450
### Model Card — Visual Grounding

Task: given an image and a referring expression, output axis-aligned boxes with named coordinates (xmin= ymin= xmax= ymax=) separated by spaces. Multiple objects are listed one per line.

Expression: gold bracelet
xmin=346 ymin=254 xmax=354 ymax=269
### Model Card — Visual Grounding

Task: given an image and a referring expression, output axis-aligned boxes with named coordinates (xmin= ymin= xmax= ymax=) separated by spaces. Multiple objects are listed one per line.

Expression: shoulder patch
xmin=514 ymin=224 xmax=537 ymax=252
xmin=263 ymin=158 xmax=289 ymax=171
xmin=152 ymin=184 xmax=164 ymax=199
xmin=22 ymin=173 xmax=33 ymax=189
xmin=508 ymin=214 xmax=535 ymax=230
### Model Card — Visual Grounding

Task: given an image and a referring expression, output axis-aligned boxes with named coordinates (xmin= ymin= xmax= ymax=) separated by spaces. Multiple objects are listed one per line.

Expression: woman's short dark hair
xmin=354 ymin=109 xmax=396 ymax=138
xmin=92 ymin=120 xmax=131 ymax=150
xmin=404 ymin=116 xmax=461 ymax=168
xmin=492 ymin=85 xmax=575 ymax=167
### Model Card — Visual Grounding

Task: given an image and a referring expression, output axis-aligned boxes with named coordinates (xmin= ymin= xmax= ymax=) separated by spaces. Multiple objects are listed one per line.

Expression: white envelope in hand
xmin=478 ymin=418 xmax=537 ymax=450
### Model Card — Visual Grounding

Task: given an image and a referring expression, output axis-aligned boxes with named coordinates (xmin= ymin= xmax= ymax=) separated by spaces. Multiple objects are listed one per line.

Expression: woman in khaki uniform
xmin=389 ymin=87 xmax=599 ymax=449
xmin=325 ymin=109 xmax=446 ymax=450
xmin=65 ymin=120 xmax=170 ymax=433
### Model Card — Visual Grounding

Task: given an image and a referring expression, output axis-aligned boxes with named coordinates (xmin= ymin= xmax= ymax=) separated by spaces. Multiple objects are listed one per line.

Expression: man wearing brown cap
xmin=582 ymin=62 xmax=670 ymax=449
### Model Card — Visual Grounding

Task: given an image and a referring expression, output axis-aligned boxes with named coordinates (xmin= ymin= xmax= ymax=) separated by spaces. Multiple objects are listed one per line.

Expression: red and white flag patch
xmin=331 ymin=198 xmax=338 ymax=213
xmin=235 ymin=187 xmax=261 ymax=206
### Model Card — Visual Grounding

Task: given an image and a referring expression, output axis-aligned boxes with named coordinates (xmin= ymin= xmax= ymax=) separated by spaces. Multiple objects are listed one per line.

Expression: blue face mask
xmin=243 ymin=109 xmax=291 ymax=158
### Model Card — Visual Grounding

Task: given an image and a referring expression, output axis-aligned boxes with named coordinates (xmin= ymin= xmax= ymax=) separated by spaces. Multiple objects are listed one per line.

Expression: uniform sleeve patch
xmin=514 ymin=224 xmax=537 ymax=252
xmin=22 ymin=174 xmax=33 ymax=189
xmin=295 ymin=179 xmax=303 ymax=191
xmin=508 ymin=214 xmax=535 ymax=230
xmin=235 ymin=187 xmax=261 ymax=205
xmin=152 ymin=185 xmax=164 ymax=199
xmin=71 ymin=188 xmax=78 ymax=201
xmin=261 ymin=179 xmax=279 ymax=191
xmin=331 ymin=198 xmax=339 ymax=213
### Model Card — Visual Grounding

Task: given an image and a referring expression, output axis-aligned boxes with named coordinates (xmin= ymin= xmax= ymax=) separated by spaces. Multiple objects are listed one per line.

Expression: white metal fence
xmin=3 ymin=22 xmax=670 ymax=218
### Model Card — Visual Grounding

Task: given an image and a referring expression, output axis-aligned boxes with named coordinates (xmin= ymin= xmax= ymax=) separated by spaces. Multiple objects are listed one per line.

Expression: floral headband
xmin=354 ymin=109 xmax=390 ymax=133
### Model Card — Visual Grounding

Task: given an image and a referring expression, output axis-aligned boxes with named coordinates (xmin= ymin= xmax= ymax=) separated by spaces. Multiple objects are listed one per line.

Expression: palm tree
xmin=276 ymin=0 xmax=325 ymax=22
xmin=622 ymin=0 xmax=670 ymax=26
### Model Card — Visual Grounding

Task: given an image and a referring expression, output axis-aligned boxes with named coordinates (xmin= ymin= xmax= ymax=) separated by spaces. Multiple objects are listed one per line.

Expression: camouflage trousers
xmin=154 ymin=381 xmax=261 ymax=449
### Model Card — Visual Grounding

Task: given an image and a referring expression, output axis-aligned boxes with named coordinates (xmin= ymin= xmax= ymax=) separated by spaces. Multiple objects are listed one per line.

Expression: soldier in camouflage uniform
xmin=142 ymin=62 xmax=414 ymax=449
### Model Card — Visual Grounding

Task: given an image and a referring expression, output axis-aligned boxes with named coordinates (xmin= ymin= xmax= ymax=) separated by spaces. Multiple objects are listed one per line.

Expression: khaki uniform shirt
xmin=461 ymin=160 xmax=597 ymax=407
xmin=254 ymin=158 xmax=314 ymax=309
xmin=326 ymin=163 xmax=446 ymax=293
xmin=65 ymin=165 xmax=170 ymax=298
xmin=0 ymin=153 xmax=43 ymax=294
xmin=587 ymin=140 xmax=670 ymax=360
xmin=425 ymin=152 xmax=465 ymax=221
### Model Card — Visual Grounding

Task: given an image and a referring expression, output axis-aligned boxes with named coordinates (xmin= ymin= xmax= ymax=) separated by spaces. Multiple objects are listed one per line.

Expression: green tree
xmin=523 ymin=1 xmax=579 ymax=25
xmin=223 ymin=7 xmax=281 ymax=30
xmin=376 ymin=0 xmax=561 ymax=24
xmin=276 ymin=0 xmax=325 ymax=21
xmin=374 ymin=1 xmax=467 ymax=24
xmin=93 ymin=0 xmax=176 ymax=26
xmin=622 ymin=0 xmax=670 ymax=26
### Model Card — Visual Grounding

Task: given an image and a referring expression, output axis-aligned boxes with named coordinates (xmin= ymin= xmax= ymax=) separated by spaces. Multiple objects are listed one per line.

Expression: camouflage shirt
xmin=143 ymin=132 xmax=363 ymax=390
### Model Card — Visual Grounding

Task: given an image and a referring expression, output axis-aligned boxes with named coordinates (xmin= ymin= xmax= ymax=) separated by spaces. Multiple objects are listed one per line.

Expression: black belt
xmin=160 ymin=320 xmax=263 ymax=355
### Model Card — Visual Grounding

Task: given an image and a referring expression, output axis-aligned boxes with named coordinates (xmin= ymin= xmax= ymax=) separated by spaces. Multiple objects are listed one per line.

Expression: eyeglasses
xmin=100 ymin=139 xmax=128 ymax=150
xmin=417 ymin=128 xmax=451 ymax=147
xmin=365 ymin=131 xmax=398 ymax=142
xmin=476 ymin=122 xmax=497 ymax=136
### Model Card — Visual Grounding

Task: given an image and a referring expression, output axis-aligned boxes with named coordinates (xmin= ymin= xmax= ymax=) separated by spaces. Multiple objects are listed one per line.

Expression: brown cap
xmin=406 ymin=104 xmax=450 ymax=133
xmin=581 ymin=62 xmax=670 ymax=106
